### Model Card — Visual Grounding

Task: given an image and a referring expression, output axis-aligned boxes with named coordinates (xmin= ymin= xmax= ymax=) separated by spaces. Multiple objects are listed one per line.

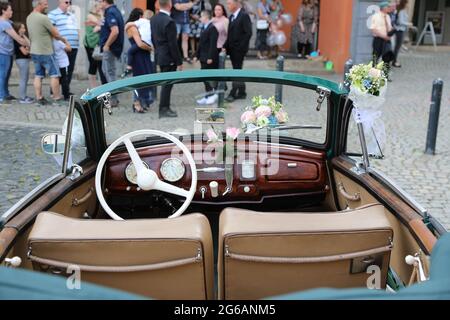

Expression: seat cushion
xmin=218 ymin=204 xmax=394 ymax=299
xmin=28 ymin=212 xmax=214 ymax=300
xmin=272 ymin=233 xmax=450 ymax=300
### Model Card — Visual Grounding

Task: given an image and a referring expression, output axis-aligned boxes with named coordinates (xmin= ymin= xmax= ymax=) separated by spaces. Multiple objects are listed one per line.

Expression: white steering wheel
xmin=95 ymin=130 xmax=197 ymax=220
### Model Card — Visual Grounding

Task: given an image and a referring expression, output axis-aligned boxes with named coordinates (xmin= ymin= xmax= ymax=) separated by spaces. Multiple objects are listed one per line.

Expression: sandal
xmin=132 ymin=101 xmax=146 ymax=113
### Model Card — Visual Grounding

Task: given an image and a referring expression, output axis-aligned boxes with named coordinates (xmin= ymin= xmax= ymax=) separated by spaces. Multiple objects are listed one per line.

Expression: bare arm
xmin=85 ymin=13 xmax=98 ymax=26
xmin=125 ymin=21 xmax=136 ymax=31
xmin=103 ymin=25 xmax=119 ymax=50
xmin=174 ymin=1 xmax=193 ymax=11
xmin=5 ymin=28 xmax=29 ymax=47
xmin=19 ymin=46 xmax=30 ymax=56
xmin=50 ymin=26 xmax=69 ymax=44
xmin=130 ymin=26 xmax=152 ymax=51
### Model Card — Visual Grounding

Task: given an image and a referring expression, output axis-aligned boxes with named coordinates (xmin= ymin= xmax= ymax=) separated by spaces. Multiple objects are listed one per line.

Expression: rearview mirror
xmin=41 ymin=133 xmax=66 ymax=155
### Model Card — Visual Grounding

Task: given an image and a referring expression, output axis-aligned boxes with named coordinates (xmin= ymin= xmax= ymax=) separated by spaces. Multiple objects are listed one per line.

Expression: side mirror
xmin=41 ymin=133 xmax=66 ymax=155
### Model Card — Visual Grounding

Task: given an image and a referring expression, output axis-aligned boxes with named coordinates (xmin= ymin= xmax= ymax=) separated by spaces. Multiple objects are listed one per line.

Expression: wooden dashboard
xmin=104 ymin=140 xmax=329 ymax=203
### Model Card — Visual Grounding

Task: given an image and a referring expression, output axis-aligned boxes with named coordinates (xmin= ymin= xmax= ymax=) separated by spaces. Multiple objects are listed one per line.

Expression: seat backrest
xmin=28 ymin=212 xmax=214 ymax=300
xmin=218 ymin=204 xmax=393 ymax=300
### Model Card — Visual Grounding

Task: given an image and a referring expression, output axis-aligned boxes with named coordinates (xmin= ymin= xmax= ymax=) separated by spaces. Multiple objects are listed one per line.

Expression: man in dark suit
xmin=223 ymin=0 xmax=252 ymax=103
xmin=195 ymin=10 xmax=219 ymax=105
xmin=151 ymin=0 xmax=183 ymax=118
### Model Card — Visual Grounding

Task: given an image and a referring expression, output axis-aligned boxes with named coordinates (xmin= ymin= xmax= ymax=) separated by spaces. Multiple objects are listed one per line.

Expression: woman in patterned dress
xmin=295 ymin=0 xmax=318 ymax=59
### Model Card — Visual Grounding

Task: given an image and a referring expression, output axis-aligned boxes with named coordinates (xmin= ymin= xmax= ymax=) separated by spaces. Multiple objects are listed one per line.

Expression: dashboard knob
xmin=244 ymin=186 xmax=251 ymax=193
xmin=209 ymin=181 xmax=219 ymax=198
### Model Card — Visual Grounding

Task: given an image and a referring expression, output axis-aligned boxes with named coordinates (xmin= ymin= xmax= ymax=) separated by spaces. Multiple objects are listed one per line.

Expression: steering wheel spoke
xmin=96 ymin=130 xmax=197 ymax=220
xmin=154 ymin=180 xmax=189 ymax=198
xmin=123 ymin=138 xmax=146 ymax=173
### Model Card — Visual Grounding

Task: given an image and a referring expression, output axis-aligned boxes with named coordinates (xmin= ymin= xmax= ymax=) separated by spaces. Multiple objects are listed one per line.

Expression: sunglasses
xmin=65 ymin=1 xmax=72 ymax=4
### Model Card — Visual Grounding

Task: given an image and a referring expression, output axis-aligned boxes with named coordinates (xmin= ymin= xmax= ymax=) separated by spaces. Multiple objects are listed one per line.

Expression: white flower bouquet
xmin=347 ymin=62 xmax=388 ymax=157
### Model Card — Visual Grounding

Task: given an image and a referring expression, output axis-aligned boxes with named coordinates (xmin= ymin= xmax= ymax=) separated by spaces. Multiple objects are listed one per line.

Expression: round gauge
xmin=160 ymin=158 xmax=185 ymax=182
xmin=125 ymin=161 xmax=150 ymax=185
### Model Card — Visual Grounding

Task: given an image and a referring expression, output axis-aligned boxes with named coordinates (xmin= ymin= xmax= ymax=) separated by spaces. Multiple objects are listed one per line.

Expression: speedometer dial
xmin=125 ymin=161 xmax=150 ymax=185
xmin=160 ymin=158 xmax=185 ymax=182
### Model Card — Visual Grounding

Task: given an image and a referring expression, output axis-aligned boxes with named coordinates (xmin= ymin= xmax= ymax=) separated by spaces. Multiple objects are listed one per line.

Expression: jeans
xmin=393 ymin=31 xmax=405 ymax=63
xmin=15 ymin=59 xmax=30 ymax=100
xmin=31 ymin=54 xmax=61 ymax=78
xmin=6 ymin=55 xmax=12 ymax=97
xmin=102 ymin=50 xmax=118 ymax=83
xmin=101 ymin=50 xmax=119 ymax=104
xmin=0 ymin=53 xmax=12 ymax=101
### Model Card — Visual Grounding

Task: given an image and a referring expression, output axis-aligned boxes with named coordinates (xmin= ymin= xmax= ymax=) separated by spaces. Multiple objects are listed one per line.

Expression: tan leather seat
xmin=218 ymin=204 xmax=394 ymax=300
xmin=28 ymin=212 xmax=214 ymax=300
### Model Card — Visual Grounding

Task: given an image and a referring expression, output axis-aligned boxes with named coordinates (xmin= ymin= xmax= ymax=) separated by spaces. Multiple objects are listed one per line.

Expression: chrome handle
xmin=337 ymin=182 xmax=361 ymax=202
xmin=72 ymin=187 xmax=94 ymax=207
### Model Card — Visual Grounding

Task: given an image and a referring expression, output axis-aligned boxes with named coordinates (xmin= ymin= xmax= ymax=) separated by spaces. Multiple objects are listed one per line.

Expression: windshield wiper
xmin=245 ymin=125 xmax=322 ymax=135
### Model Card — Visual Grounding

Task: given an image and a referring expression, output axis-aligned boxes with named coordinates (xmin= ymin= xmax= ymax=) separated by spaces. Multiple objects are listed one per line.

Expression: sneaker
xmin=19 ymin=97 xmax=34 ymax=104
xmin=0 ymin=99 xmax=12 ymax=106
xmin=196 ymin=97 xmax=207 ymax=105
xmin=205 ymin=94 xmax=218 ymax=105
xmin=5 ymin=95 xmax=17 ymax=101
xmin=36 ymin=97 xmax=49 ymax=106
xmin=52 ymin=98 xmax=66 ymax=106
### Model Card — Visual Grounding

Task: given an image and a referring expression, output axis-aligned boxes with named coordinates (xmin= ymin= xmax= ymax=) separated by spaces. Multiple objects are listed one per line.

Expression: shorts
xmin=31 ymin=54 xmax=61 ymax=78
xmin=176 ymin=23 xmax=191 ymax=35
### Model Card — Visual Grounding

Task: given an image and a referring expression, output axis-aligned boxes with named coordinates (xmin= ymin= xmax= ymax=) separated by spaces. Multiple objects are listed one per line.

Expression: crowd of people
xmin=370 ymin=0 xmax=411 ymax=81
xmin=0 ymin=0 xmax=251 ymax=115
xmin=0 ymin=0 xmax=412 ymax=114
xmin=0 ymin=0 xmax=77 ymax=106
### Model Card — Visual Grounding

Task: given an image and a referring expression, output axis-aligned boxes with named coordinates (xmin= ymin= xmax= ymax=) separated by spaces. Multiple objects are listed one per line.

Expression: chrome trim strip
xmin=62 ymin=96 xmax=76 ymax=174
xmin=0 ymin=173 xmax=65 ymax=223
xmin=367 ymin=167 xmax=428 ymax=217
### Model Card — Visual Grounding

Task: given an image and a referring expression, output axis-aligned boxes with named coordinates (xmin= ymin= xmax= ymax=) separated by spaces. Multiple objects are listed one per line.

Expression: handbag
xmin=256 ymin=19 xmax=269 ymax=30
xmin=92 ymin=45 xmax=103 ymax=61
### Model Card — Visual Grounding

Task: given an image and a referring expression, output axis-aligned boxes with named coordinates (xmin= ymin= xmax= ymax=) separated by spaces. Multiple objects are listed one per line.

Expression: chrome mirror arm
xmin=357 ymin=121 xmax=371 ymax=172
xmin=62 ymin=96 xmax=76 ymax=175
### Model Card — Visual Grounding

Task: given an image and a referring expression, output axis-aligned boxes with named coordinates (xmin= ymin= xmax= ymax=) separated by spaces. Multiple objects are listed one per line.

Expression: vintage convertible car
xmin=0 ymin=70 xmax=447 ymax=300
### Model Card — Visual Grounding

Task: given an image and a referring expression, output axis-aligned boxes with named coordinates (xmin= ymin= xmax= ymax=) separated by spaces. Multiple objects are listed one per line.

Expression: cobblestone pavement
xmin=1 ymin=48 xmax=449 ymax=230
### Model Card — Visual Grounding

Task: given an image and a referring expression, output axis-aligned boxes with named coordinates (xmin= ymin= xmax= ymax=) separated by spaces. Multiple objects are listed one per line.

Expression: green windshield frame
xmin=81 ymin=69 xmax=346 ymax=103
xmin=80 ymin=69 xmax=346 ymax=160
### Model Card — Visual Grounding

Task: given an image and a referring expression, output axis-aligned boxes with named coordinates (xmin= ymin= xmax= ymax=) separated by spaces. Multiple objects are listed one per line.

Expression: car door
xmin=0 ymin=100 xmax=98 ymax=264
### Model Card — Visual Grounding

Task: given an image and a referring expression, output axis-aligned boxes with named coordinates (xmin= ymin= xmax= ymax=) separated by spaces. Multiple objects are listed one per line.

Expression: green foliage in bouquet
xmin=347 ymin=62 xmax=387 ymax=96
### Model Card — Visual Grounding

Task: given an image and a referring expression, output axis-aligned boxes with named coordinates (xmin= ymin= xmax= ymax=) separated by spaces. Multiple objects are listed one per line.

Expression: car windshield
xmin=84 ymin=72 xmax=338 ymax=147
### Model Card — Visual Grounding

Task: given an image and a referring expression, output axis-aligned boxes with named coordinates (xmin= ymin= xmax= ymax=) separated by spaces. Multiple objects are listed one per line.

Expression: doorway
xmin=444 ymin=1 xmax=450 ymax=44
xmin=11 ymin=1 xmax=33 ymax=23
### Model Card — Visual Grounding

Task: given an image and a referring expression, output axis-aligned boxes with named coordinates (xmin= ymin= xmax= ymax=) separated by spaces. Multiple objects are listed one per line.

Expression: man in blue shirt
xmin=172 ymin=0 xmax=193 ymax=63
xmin=48 ymin=0 xmax=79 ymax=96
xmin=100 ymin=0 xmax=124 ymax=107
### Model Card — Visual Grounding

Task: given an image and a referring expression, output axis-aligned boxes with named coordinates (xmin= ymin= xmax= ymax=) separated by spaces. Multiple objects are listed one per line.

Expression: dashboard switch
xmin=209 ymin=181 xmax=219 ymax=198
xmin=200 ymin=186 xmax=207 ymax=199
xmin=243 ymin=186 xmax=251 ymax=193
